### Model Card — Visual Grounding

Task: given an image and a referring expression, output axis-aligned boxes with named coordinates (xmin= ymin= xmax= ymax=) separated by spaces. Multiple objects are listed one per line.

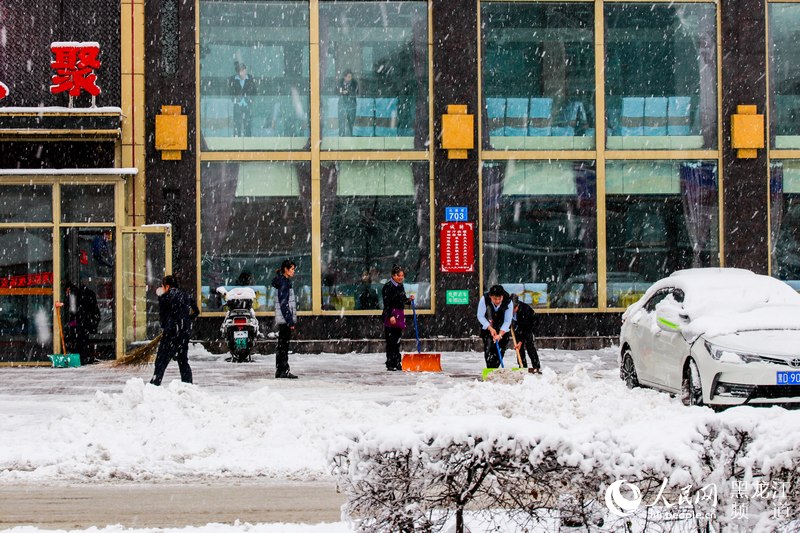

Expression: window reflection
xmin=482 ymin=2 xmax=595 ymax=150
xmin=483 ymin=160 xmax=597 ymax=308
xmin=770 ymin=161 xmax=800 ymax=292
xmin=606 ymin=161 xmax=719 ymax=307
xmin=605 ymin=3 xmax=717 ymax=150
xmin=770 ymin=4 xmax=800 ymax=149
xmin=0 ymin=185 xmax=51 ymax=223
xmin=0 ymin=228 xmax=53 ymax=362
xmin=199 ymin=1 xmax=310 ymax=151
xmin=200 ymin=161 xmax=312 ymax=311
xmin=319 ymin=1 xmax=429 ymax=151
xmin=320 ymin=161 xmax=430 ymax=310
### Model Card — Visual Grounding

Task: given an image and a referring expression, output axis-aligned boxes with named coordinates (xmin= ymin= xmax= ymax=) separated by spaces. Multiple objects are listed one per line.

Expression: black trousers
xmin=385 ymin=327 xmax=403 ymax=369
xmin=481 ymin=330 xmax=510 ymax=368
xmin=233 ymin=104 xmax=252 ymax=137
xmin=516 ymin=330 xmax=540 ymax=369
xmin=150 ymin=333 xmax=192 ymax=386
xmin=66 ymin=325 xmax=93 ymax=364
xmin=275 ymin=324 xmax=292 ymax=376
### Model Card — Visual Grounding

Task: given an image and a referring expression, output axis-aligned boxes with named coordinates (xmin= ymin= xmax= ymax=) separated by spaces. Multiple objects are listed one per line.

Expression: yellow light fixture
xmin=155 ymin=105 xmax=188 ymax=160
xmin=441 ymin=104 xmax=474 ymax=159
xmin=731 ymin=104 xmax=764 ymax=159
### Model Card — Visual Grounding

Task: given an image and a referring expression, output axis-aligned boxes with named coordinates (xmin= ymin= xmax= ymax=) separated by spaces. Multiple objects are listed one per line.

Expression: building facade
xmin=0 ymin=0 xmax=797 ymax=362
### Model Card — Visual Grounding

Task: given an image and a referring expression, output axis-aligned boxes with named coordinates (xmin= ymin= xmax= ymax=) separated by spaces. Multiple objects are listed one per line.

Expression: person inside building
xmin=230 ymin=62 xmax=256 ymax=137
xmin=477 ymin=284 xmax=513 ymax=368
xmin=357 ymin=269 xmax=380 ymax=310
xmin=511 ymin=294 xmax=541 ymax=372
xmin=382 ymin=264 xmax=414 ymax=371
xmin=337 ymin=69 xmax=357 ymax=136
xmin=64 ymin=281 xmax=101 ymax=365
xmin=272 ymin=259 xmax=298 ymax=379
xmin=150 ymin=275 xmax=193 ymax=386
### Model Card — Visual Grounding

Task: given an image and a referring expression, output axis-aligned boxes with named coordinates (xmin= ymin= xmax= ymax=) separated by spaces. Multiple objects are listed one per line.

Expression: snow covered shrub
xmin=330 ymin=416 xmax=800 ymax=533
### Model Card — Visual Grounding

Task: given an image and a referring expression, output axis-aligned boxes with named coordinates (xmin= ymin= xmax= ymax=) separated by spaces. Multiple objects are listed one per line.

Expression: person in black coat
xmin=179 ymin=289 xmax=200 ymax=366
xmin=64 ymin=282 xmax=101 ymax=365
xmin=337 ymin=69 xmax=358 ymax=136
xmin=511 ymin=294 xmax=541 ymax=372
xmin=382 ymin=265 xmax=414 ymax=371
xmin=230 ymin=63 xmax=257 ymax=137
xmin=150 ymin=275 xmax=193 ymax=386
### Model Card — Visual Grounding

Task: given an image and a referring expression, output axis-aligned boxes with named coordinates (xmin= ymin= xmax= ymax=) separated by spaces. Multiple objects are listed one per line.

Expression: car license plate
xmin=776 ymin=371 xmax=800 ymax=385
xmin=233 ymin=330 xmax=248 ymax=339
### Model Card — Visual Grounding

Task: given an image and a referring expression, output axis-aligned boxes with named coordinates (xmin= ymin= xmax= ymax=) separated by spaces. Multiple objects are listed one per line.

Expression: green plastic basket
xmin=48 ymin=353 xmax=81 ymax=368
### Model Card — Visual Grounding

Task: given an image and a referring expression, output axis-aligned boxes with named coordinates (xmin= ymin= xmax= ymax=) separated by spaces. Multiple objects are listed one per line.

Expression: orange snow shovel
xmin=402 ymin=299 xmax=442 ymax=372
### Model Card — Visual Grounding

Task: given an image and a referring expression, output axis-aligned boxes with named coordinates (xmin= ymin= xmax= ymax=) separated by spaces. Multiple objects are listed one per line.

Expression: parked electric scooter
xmin=217 ymin=287 xmax=260 ymax=362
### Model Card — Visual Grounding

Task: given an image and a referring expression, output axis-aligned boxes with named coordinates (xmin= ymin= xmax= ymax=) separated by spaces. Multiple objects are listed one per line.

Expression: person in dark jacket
xmin=337 ymin=69 xmax=358 ymax=136
xmin=150 ymin=275 xmax=193 ymax=386
xmin=179 ymin=289 xmax=200 ymax=365
xmin=382 ymin=265 xmax=414 ymax=371
xmin=476 ymin=284 xmax=513 ymax=368
xmin=272 ymin=259 xmax=298 ymax=379
xmin=511 ymin=294 xmax=541 ymax=372
xmin=230 ymin=62 xmax=257 ymax=137
xmin=64 ymin=282 xmax=101 ymax=365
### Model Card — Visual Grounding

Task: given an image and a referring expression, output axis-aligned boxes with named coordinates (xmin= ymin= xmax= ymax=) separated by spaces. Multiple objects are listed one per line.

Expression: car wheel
xmin=681 ymin=359 xmax=704 ymax=407
xmin=620 ymin=349 xmax=639 ymax=389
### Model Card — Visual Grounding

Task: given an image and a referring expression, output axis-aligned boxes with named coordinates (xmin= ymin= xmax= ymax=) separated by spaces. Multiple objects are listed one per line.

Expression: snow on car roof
xmin=626 ymin=268 xmax=800 ymax=338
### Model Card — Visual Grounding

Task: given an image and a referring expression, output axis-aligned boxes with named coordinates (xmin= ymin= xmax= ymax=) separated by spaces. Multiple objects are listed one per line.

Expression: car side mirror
xmin=655 ymin=305 xmax=687 ymax=332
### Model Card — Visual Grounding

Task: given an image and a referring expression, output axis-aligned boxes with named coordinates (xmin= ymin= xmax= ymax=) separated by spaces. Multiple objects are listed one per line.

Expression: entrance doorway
xmin=60 ymin=227 xmax=115 ymax=362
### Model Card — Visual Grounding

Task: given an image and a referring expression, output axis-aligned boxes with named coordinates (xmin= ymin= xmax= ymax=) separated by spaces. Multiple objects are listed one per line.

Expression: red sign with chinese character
xmin=440 ymin=222 xmax=474 ymax=273
xmin=0 ymin=272 xmax=53 ymax=290
xmin=50 ymin=41 xmax=102 ymax=97
xmin=0 ymin=82 xmax=8 ymax=100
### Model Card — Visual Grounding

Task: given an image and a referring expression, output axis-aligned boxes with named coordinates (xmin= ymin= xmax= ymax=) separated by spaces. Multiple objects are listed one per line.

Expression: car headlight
xmin=704 ymin=341 xmax=761 ymax=364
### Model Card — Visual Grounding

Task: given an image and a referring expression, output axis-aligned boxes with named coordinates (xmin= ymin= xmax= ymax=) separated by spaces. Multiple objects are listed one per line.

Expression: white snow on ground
xmin=1 ymin=345 xmax=799 ymax=532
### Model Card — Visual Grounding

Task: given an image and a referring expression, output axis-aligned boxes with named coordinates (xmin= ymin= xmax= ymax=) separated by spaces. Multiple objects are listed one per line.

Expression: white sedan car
xmin=619 ymin=268 xmax=800 ymax=407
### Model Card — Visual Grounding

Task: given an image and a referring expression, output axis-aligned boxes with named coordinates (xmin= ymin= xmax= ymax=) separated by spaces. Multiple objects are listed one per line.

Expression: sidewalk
xmin=0 ymin=481 xmax=344 ymax=529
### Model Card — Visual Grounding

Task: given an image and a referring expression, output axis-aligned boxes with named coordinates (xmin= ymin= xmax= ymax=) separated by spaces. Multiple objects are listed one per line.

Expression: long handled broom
xmin=401 ymin=299 xmax=442 ymax=372
xmin=112 ymin=333 xmax=162 ymax=367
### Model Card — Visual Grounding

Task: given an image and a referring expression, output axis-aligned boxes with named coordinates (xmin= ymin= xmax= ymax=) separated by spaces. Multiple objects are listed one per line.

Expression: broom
xmin=112 ymin=333 xmax=162 ymax=367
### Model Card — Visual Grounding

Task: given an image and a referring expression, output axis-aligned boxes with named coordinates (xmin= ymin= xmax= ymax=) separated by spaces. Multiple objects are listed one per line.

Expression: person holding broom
xmin=476 ymin=284 xmax=513 ymax=368
xmin=511 ymin=294 xmax=541 ymax=372
xmin=382 ymin=265 xmax=414 ymax=371
xmin=150 ymin=275 xmax=193 ymax=386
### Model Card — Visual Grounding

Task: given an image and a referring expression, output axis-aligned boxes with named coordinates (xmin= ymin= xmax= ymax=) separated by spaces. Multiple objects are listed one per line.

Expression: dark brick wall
xmin=721 ymin=0 xmax=769 ymax=272
xmin=144 ymin=0 xmax=198 ymax=290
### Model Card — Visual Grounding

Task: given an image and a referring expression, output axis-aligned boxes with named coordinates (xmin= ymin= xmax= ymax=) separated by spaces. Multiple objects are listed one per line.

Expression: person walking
xmin=476 ymin=284 xmax=513 ymax=368
xmin=150 ymin=275 xmax=193 ymax=386
xmin=272 ymin=260 xmax=298 ymax=379
xmin=382 ymin=265 xmax=414 ymax=371
xmin=511 ymin=294 xmax=541 ymax=372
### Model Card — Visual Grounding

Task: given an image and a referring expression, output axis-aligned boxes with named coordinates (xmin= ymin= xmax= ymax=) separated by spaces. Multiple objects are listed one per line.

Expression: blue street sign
xmin=445 ymin=206 xmax=468 ymax=222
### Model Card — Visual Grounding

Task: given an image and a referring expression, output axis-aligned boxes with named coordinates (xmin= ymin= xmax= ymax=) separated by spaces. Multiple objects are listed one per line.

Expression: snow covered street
xmin=1 ymin=346 xmax=799 ymax=532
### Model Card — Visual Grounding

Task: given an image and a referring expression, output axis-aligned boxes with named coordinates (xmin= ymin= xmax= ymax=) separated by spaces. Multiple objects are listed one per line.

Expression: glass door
xmin=119 ymin=226 xmax=172 ymax=358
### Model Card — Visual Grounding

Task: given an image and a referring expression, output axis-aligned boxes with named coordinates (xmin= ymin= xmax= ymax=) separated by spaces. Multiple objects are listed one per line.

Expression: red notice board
xmin=440 ymin=222 xmax=474 ymax=273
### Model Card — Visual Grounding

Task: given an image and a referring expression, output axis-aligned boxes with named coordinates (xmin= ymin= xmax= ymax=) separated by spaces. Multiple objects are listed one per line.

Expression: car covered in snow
xmin=619 ymin=268 xmax=800 ymax=407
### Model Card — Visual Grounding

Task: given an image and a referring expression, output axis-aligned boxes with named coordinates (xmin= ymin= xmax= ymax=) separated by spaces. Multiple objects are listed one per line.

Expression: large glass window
xmin=769 ymin=4 xmax=800 ymax=149
xmin=319 ymin=1 xmax=429 ymax=151
xmin=199 ymin=1 xmax=310 ymax=151
xmin=61 ymin=185 xmax=115 ymax=223
xmin=606 ymin=161 xmax=719 ymax=307
xmin=483 ymin=160 xmax=597 ymax=308
xmin=320 ymin=161 xmax=430 ymax=310
xmin=482 ymin=2 xmax=595 ymax=151
xmin=200 ymin=161 xmax=312 ymax=311
xmin=0 ymin=228 xmax=54 ymax=362
xmin=770 ymin=161 xmax=800 ymax=291
xmin=605 ymin=3 xmax=717 ymax=150
xmin=0 ymin=185 xmax=51 ymax=222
